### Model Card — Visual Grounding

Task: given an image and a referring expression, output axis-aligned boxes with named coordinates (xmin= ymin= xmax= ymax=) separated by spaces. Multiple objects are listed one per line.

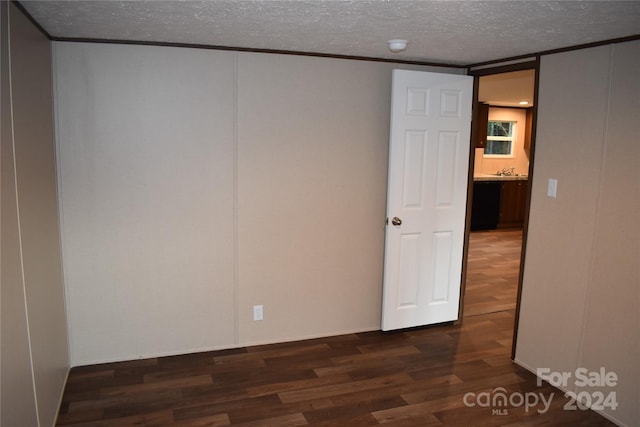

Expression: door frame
xmin=457 ymin=58 xmax=540 ymax=360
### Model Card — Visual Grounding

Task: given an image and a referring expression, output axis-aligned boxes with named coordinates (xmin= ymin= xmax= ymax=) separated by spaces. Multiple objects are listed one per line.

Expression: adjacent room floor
xmin=464 ymin=229 xmax=522 ymax=318
xmin=56 ymin=230 xmax=614 ymax=426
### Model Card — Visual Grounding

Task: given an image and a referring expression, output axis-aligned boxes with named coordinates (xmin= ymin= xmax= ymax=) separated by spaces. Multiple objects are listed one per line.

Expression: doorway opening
xmin=460 ymin=61 xmax=538 ymax=360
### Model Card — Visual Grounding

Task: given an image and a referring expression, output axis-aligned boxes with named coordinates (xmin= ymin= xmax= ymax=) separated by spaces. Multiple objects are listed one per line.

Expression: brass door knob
xmin=391 ymin=217 xmax=402 ymax=226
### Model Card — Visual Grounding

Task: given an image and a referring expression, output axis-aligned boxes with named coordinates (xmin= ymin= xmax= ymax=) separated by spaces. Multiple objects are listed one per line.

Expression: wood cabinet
xmin=471 ymin=179 xmax=529 ymax=230
xmin=472 ymin=103 xmax=490 ymax=148
xmin=498 ymin=180 xmax=528 ymax=228
xmin=524 ymin=107 xmax=534 ymax=153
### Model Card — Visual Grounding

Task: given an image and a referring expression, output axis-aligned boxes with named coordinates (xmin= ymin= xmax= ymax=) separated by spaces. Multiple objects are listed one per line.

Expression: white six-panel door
xmin=382 ymin=70 xmax=473 ymax=331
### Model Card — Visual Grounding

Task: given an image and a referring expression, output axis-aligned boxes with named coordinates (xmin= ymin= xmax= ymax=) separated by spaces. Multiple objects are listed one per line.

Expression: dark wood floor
xmin=56 ymin=230 xmax=614 ymax=426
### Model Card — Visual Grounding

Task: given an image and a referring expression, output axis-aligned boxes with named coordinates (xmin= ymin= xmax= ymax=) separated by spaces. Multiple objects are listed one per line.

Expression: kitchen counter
xmin=473 ymin=173 xmax=528 ymax=181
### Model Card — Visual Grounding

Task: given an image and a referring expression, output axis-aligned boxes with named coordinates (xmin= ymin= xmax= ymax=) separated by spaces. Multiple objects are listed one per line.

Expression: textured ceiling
xmin=19 ymin=1 xmax=640 ymax=66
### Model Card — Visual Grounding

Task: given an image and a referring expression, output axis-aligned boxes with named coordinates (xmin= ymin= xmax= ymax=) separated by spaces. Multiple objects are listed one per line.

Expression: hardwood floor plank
xmin=170 ymin=413 xmax=231 ymax=426
xmin=61 ymin=410 xmax=174 ymax=427
xmin=303 ymin=411 xmax=381 ymax=427
xmin=246 ymin=374 xmax=353 ymax=398
xmin=173 ymin=395 xmax=281 ymax=422
xmin=278 ymin=373 xmax=414 ymax=404
xmin=400 ymin=372 xmax=528 ymax=405
xmin=56 ymin=408 xmax=105 ymax=426
xmin=99 ymin=374 xmax=213 ymax=397
xmin=214 ymin=344 xmax=332 ymax=365
xmin=374 ymin=413 xmax=443 ymax=426
xmin=63 ymin=389 xmax=182 ymax=416
xmin=230 ymin=413 xmax=307 ymax=427
xmin=224 ymin=397 xmax=334 ymax=425
xmin=372 ymin=395 xmax=464 ymax=424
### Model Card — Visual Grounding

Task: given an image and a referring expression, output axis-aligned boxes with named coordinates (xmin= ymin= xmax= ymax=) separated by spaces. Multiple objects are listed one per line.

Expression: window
xmin=485 ymin=121 xmax=515 ymax=156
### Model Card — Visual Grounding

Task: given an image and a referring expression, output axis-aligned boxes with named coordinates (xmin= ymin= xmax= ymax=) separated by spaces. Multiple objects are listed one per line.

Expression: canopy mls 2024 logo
xmin=463 ymin=367 xmax=618 ymax=416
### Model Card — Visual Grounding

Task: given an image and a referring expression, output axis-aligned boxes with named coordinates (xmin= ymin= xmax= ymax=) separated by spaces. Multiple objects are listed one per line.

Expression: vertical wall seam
xmin=50 ymin=41 xmax=73 ymax=369
xmin=575 ymin=44 xmax=615 ymax=381
xmin=233 ymin=51 xmax=239 ymax=346
xmin=51 ymin=41 xmax=75 ymax=368
xmin=6 ymin=4 xmax=41 ymax=425
xmin=49 ymin=39 xmax=70 ymax=424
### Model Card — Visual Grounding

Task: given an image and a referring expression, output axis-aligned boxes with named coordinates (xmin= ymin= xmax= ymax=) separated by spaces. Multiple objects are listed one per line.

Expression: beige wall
xmin=237 ymin=53 xmax=393 ymax=344
xmin=54 ymin=43 xmax=238 ymax=365
xmin=1 ymin=3 xmax=70 ymax=426
xmin=1 ymin=3 xmax=38 ymax=425
xmin=54 ymin=41 xmax=459 ymax=364
xmin=516 ymin=40 xmax=639 ymax=426
xmin=474 ymin=107 xmax=529 ymax=176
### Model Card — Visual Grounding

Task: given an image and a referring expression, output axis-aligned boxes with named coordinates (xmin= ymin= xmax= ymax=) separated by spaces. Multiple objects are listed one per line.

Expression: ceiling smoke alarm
xmin=387 ymin=39 xmax=408 ymax=53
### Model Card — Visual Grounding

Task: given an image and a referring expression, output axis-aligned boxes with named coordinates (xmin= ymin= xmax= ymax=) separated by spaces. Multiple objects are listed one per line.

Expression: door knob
xmin=391 ymin=217 xmax=402 ymax=226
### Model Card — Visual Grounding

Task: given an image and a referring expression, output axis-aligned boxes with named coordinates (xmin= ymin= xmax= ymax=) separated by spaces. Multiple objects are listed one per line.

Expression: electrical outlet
xmin=253 ymin=305 xmax=263 ymax=321
xmin=547 ymin=178 xmax=558 ymax=198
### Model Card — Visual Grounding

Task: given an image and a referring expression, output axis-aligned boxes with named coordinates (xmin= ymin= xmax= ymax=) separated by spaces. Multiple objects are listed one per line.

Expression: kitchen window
xmin=485 ymin=121 xmax=515 ymax=157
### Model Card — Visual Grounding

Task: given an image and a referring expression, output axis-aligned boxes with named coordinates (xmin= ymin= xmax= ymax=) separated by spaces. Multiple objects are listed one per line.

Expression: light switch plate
xmin=253 ymin=305 xmax=263 ymax=321
xmin=547 ymin=178 xmax=558 ymax=198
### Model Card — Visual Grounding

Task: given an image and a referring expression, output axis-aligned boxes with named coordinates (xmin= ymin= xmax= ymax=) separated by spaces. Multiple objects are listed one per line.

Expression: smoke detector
xmin=387 ymin=39 xmax=408 ymax=53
